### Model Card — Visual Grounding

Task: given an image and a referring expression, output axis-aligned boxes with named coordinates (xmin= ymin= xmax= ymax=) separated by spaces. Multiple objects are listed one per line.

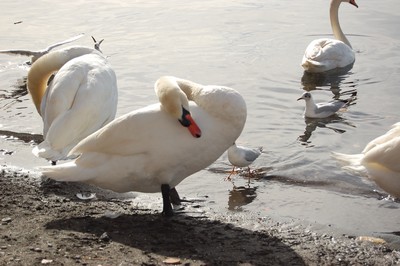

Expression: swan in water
xmin=40 ymin=76 xmax=247 ymax=216
xmin=301 ymin=0 xmax=358 ymax=73
xmin=297 ymin=91 xmax=352 ymax=118
xmin=0 ymin=33 xmax=85 ymax=64
xmin=226 ymin=142 xmax=262 ymax=181
xmin=28 ymin=46 xmax=118 ymax=164
xmin=332 ymin=123 xmax=400 ymax=198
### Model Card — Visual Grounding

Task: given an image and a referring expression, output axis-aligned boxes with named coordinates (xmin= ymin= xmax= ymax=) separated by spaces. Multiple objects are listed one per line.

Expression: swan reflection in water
xmin=228 ymin=185 xmax=258 ymax=211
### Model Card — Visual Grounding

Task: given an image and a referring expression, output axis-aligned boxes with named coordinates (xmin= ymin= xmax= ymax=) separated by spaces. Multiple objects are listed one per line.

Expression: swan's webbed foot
xmin=161 ymin=184 xmax=173 ymax=217
xmin=51 ymin=160 xmax=57 ymax=166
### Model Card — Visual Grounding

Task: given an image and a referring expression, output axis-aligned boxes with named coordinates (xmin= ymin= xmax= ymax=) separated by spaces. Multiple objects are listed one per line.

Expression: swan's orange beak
xmin=185 ymin=114 xmax=202 ymax=138
xmin=179 ymin=107 xmax=201 ymax=138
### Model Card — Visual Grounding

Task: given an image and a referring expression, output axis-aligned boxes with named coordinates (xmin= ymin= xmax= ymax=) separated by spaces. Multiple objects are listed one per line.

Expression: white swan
xmin=40 ymin=76 xmax=247 ymax=216
xmin=301 ymin=0 xmax=358 ymax=73
xmin=332 ymin=123 xmax=400 ymax=198
xmin=28 ymin=46 xmax=118 ymax=163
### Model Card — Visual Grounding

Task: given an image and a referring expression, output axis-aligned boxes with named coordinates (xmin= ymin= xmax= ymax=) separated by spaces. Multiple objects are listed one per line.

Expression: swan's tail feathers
xmin=331 ymin=152 xmax=367 ymax=176
xmin=33 ymin=140 xmax=78 ymax=162
xmin=33 ymin=141 xmax=63 ymax=162
xmin=331 ymin=151 xmax=362 ymax=165
xmin=39 ymin=161 xmax=88 ymax=183
xmin=342 ymin=164 xmax=368 ymax=177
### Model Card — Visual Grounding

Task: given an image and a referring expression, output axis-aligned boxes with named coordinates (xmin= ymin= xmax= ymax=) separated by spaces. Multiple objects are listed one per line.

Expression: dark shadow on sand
xmin=45 ymin=212 xmax=306 ymax=265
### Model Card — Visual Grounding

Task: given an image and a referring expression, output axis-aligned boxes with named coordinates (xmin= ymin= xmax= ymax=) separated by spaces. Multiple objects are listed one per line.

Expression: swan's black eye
xmin=178 ymin=107 xmax=191 ymax=127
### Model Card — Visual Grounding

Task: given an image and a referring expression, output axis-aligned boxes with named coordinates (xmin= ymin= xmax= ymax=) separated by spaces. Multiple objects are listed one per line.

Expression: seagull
xmin=297 ymin=91 xmax=352 ymax=118
xmin=91 ymin=36 xmax=104 ymax=53
xmin=0 ymin=33 xmax=85 ymax=64
xmin=226 ymin=142 xmax=262 ymax=181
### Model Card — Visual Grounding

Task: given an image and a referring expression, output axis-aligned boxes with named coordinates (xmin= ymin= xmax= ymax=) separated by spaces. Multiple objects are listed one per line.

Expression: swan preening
xmin=28 ymin=46 xmax=118 ymax=163
xmin=297 ymin=91 xmax=352 ymax=118
xmin=301 ymin=0 xmax=358 ymax=73
xmin=226 ymin=143 xmax=262 ymax=181
xmin=332 ymin=123 xmax=400 ymax=198
xmin=0 ymin=33 xmax=85 ymax=64
xmin=40 ymin=76 xmax=247 ymax=216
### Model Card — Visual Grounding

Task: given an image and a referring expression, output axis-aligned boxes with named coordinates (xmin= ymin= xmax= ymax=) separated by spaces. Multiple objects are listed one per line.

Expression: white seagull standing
xmin=301 ymin=0 xmax=358 ymax=73
xmin=226 ymin=142 xmax=262 ymax=181
xmin=0 ymin=33 xmax=85 ymax=64
xmin=297 ymin=91 xmax=351 ymax=118
xmin=39 ymin=76 xmax=247 ymax=216
xmin=28 ymin=45 xmax=118 ymax=164
xmin=332 ymin=123 xmax=400 ymax=198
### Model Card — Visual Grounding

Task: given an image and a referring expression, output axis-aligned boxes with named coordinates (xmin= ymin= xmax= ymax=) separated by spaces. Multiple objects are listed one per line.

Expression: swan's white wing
xmin=362 ymin=137 xmax=400 ymax=173
xmin=44 ymin=33 xmax=85 ymax=52
xmin=363 ymin=123 xmax=400 ymax=153
xmin=38 ymin=53 xmax=117 ymax=160
xmin=302 ymin=38 xmax=355 ymax=72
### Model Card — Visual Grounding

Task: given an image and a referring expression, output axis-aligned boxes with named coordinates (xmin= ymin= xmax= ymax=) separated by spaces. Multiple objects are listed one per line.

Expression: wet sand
xmin=0 ymin=166 xmax=399 ymax=265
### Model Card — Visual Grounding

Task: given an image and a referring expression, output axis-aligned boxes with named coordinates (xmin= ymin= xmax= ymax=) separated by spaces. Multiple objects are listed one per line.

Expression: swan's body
xmin=40 ymin=76 xmax=247 ymax=215
xmin=301 ymin=0 xmax=358 ymax=73
xmin=28 ymin=46 xmax=118 ymax=162
xmin=297 ymin=92 xmax=350 ymax=118
xmin=332 ymin=123 xmax=400 ymax=198
xmin=226 ymin=143 xmax=262 ymax=181
xmin=0 ymin=33 xmax=85 ymax=63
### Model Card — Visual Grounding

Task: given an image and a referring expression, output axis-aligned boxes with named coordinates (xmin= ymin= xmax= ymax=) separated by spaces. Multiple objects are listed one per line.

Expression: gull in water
xmin=226 ymin=142 xmax=262 ymax=181
xmin=0 ymin=33 xmax=85 ymax=64
xmin=297 ymin=91 xmax=352 ymax=118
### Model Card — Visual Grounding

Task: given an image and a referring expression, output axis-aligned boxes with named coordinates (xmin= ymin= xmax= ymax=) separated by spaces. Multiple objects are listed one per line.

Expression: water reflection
xmin=227 ymin=185 xmax=257 ymax=211
xmin=298 ymin=115 xmax=350 ymax=145
xmin=301 ymin=63 xmax=355 ymax=93
xmin=0 ymin=76 xmax=28 ymax=110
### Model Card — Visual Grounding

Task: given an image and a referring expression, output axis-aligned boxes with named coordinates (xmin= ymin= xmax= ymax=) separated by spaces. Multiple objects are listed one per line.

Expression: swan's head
xmin=156 ymin=80 xmax=202 ymax=138
xmin=297 ymin=92 xmax=312 ymax=102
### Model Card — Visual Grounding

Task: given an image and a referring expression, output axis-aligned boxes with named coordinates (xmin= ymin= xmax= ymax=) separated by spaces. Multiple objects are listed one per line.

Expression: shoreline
xmin=0 ymin=165 xmax=399 ymax=265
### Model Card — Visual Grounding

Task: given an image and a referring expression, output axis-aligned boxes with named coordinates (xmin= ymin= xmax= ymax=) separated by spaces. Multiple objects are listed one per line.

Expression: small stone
xmin=41 ymin=259 xmax=53 ymax=264
xmin=163 ymin=257 xmax=181 ymax=264
xmin=1 ymin=217 xmax=12 ymax=224
xmin=99 ymin=232 xmax=110 ymax=242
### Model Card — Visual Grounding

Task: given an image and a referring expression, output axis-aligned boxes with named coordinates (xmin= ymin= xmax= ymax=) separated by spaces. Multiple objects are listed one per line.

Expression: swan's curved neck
xmin=330 ymin=0 xmax=352 ymax=48
xmin=27 ymin=47 xmax=96 ymax=115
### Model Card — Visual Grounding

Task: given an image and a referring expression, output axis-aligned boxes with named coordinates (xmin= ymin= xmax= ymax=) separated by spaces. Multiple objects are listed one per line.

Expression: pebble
xmin=99 ymin=232 xmax=110 ymax=242
xmin=1 ymin=217 xmax=12 ymax=224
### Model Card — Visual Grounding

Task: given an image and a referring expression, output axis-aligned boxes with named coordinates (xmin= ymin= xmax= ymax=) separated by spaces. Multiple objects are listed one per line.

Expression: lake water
xmin=1 ymin=0 xmax=399 ymax=247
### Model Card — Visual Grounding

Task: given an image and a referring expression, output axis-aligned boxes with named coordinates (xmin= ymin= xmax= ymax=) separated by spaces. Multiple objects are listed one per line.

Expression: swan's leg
xmin=51 ymin=160 xmax=57 ymax=165
xmin=169 ymin=187 xmax=181 ymax=205
xmin=161 ymin=184 xmax=173 ymax=217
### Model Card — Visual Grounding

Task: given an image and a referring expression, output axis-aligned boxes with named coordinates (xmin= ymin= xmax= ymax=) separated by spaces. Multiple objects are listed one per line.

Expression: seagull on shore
xmin=0 ymin=33 xmax=85 ymax=64
xmin=226 ymin=142 xmax=262 ymax=181
xmin=297 ymin=91 xmax=352 ymax=118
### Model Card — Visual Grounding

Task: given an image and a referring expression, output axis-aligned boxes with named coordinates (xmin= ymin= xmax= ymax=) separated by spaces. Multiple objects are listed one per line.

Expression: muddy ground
xmin=0 ymin=166 xmax=399 ymax=266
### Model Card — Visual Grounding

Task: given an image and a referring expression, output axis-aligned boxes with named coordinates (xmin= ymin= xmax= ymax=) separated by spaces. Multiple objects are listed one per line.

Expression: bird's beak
xmin=349 ymin=0 xmax=358 ymax=8
xmin=179 ymin=107 xmax=202 ymax=138
xmin=297 ymin=97 xmax=304 ymax=101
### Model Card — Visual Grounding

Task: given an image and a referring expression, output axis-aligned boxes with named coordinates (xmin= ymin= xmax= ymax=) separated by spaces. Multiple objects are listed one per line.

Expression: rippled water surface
xmin=1 ymin=0 xmax=399 ymax=246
